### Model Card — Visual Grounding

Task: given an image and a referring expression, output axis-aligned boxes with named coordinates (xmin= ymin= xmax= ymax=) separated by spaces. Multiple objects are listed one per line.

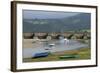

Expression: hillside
xmin=23 ymin=13 xmax=91 ymax=33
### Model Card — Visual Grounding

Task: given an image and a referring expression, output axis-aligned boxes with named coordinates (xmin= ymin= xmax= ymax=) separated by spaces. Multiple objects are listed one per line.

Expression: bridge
xmin=23 ymin=32 xmax=90 ymax=40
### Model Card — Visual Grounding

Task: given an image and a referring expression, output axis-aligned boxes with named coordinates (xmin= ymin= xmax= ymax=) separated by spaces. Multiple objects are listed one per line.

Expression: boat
xmin=59 ymin=54 xmax=79 ymax=59
xmin=48 ymin=44 xmax=55 ymax=47
xmin=32 ymin=52 xmax=49 ymax=58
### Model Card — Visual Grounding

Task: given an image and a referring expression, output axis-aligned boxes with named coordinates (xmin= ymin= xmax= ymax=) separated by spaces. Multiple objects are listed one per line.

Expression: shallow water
xmin=23 ymin=40 xmax=88 ymax=58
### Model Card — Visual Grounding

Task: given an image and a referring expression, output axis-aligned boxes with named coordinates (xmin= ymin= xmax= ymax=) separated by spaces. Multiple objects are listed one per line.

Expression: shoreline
xmin=23 ymin=48 xmax=91 ymax=62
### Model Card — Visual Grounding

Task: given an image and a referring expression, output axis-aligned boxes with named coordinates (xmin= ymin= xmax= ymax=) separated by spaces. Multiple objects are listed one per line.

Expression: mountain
xmin=23 ymin=13 xmax=91 ymax=33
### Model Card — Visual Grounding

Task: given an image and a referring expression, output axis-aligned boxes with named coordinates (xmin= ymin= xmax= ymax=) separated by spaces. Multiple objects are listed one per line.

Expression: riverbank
xmin=23 ymin=48 xmax=91 ymax=62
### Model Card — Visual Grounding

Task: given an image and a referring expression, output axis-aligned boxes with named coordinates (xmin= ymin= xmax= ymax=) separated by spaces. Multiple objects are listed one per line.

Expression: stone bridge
xmin=23 ymin=32 xmax=90 ymax=40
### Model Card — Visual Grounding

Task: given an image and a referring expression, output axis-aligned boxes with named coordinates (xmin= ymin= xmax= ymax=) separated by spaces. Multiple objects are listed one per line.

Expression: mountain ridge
xmin=23 ymin=13 xmax=91 ymax=33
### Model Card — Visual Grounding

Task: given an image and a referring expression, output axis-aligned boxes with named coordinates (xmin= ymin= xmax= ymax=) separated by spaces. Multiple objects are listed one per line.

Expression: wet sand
xmin=23 ymin=39 xmax=88 ymax=58
xmin=23 ymin=39 xmax=43 ymax=48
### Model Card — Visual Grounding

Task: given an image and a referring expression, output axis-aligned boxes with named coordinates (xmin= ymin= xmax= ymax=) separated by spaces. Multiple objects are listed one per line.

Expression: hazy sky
xmin=23 ymin=10 xmax=81 ymax=19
